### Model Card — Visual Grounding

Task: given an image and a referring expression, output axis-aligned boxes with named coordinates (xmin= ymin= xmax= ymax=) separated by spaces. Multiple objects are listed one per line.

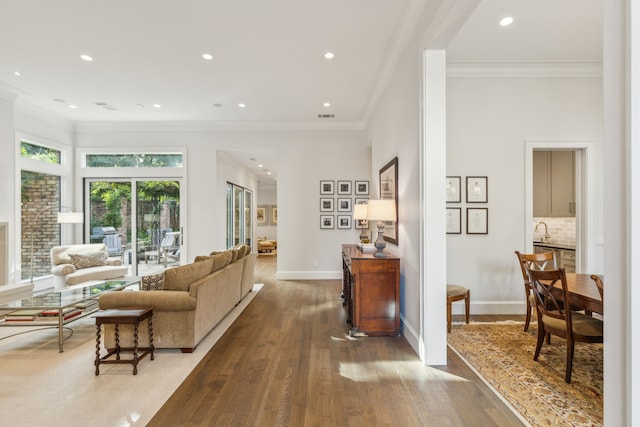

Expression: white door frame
xmin=524 ymin=139 xmax=596 ymax=272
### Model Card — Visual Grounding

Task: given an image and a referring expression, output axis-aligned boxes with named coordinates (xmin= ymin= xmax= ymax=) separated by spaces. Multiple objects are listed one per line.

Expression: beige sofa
xmin=50 ymin=243 xmax=129 ymax=290
xmin=98 ymin=245 xmax=256 ymax=353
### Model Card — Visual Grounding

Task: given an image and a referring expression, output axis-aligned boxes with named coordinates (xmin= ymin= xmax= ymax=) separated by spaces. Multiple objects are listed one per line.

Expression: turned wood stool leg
xmin=95 ymin=324 xmax=101 ymax=375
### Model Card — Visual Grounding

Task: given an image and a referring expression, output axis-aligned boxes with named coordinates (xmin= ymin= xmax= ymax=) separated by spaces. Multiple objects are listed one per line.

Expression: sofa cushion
xmin=68 ymin=252 xmax=107 ymax=269
xmin=229 ymin=249 xmax=239 ymax=263
xmin=163 ymin=258 xmax=214 ymax=292
xmin=194 ymin=252 xmax=230 ymax=273
xmin=141 ymin=273 xmax=164 ymax=291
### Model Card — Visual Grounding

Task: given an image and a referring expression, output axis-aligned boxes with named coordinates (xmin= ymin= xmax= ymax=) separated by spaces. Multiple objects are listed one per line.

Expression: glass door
xmin=86 ymin=179 xmax=182 ymax=276
xmin=226 ymin=182 xmax=253 ymax=250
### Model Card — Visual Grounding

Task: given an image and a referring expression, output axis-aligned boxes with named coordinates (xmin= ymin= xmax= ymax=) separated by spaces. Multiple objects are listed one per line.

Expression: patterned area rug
xmin=447 ymin=322 xmax=602 ymax=427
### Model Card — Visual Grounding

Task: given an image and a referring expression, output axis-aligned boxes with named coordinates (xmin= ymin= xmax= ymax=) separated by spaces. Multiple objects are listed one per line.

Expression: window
xmin=86 ymin=153 xmax=183 ymax=168
xmin=226 ymin=183 xmax=253 ymax=249
xmin=20 ymin=141 xmax=61 ymax=164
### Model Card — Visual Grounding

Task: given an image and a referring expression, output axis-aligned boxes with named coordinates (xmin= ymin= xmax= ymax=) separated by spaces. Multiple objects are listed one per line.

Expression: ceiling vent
xmin=94 ymin=101 xmax=118 ymax=111
xmin=317 ymin=114 xmax=334 ymax=119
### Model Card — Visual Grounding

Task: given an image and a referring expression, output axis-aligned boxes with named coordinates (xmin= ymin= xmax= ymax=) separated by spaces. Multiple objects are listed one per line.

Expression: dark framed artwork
xmin=320 ymin=197 xmax=334 ymax=212
xmin=337 ymin=197 xmax=352 ymax=212
xmin=320 ymin=180 xmax=334 ymax=195
xmin=379 ymin=156 xmax=398 ymax=244
xmin=337 ymin=215 xmax=352 ymax=229
xmin=337 ymin=180 xmax=352 ymax=195
xmin=466 ymin=207 xmax=488 ymax=234
xmin=355 ymin=180 xmax=369 ymax=195
xmin=320 ymin=215 xmax=334 ymax=229
xmin=446 ymin=207 xmax=461 ymax=234
xmin=466 ymin=176 xmax=488 ymax=203
xmin=446 ymin=176 xmax=461 ymax=203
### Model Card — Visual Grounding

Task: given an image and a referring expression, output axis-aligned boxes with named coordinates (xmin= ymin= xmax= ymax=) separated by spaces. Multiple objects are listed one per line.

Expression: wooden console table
xmin=342 ymin=244 xmax=400 ymax=336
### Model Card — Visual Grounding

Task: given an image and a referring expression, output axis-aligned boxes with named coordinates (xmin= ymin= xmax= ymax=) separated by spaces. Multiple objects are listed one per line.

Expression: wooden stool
xmin=447 ymin=285 xmax=470 ymax=333
xmin=94 ymin=307 xmax=155 ymax=375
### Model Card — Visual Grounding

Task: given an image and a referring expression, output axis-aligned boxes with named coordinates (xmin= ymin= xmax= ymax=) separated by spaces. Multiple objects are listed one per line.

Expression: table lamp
xmin=352 ymin=203 xmax=369 ymax=243
xmin=366 ymin=199 xmax=396 ymax=257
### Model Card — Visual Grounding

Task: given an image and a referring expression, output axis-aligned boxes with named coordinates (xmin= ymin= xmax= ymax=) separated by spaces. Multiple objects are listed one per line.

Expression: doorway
xmin=525 ymin=140 xmax=596 ymax=272
xmin=84 ymin=178 xmax=183 ymax=276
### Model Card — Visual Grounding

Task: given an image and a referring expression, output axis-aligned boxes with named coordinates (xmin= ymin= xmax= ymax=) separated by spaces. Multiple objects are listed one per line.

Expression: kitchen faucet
xmin=535 ymin=221 xmax=551 ymax=242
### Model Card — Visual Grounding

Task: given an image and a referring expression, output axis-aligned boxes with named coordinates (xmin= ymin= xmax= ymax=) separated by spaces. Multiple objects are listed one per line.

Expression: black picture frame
xmin=320 ymin=180 xmax=334 ymax=195
xmin=337 ymin=215 xmax=351 ymax=229
xmin=320 ymin=197 xmax=334 ymax=212
xmin=337 ymin=197 xmax=352 ymax=212
xmin=446 ymin=207 xmax=461 ymax=234
xmin=337 ymin=180 xmax=352 ymax=195
xmin=466 ymin=176 xmax=488 ymax=203
xmin=355 ymin=180 xmax=369 ymax=195
xmin=446 ymin=176 xmax=461 ymax=203
xmin=466 ymin=207 xmax=488 ymax=234
xmin=320 ymin=215 xmax=334 ymax=229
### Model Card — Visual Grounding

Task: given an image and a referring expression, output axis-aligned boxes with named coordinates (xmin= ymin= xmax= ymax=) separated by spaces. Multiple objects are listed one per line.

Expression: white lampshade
xmin=366 ymin=199 xmax=396 ymax=222
xmin=353 ymin=203 xmax=368 ymax=220
xmin=57 ymin=212 xmax=84 ymax=224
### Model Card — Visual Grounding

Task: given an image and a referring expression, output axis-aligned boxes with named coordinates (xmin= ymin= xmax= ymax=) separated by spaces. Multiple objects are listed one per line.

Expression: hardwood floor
xmin=148 ymin=254 xmax=524 ymax=426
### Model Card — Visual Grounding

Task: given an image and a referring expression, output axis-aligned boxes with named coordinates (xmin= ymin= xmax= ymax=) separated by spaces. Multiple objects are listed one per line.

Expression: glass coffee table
xmin=0 ymin=278 xmax=140 ymax=352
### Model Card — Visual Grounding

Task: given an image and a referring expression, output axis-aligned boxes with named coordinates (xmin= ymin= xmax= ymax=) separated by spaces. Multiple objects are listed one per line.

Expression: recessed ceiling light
xmin=324 ymin=52 xmax=335 ymax=60
xmin=323 ymin=102 xmax=331 ymax=107
xmin=258 ymin=164 xmax=263 ymax=168
xmin=80 ymin=54 xmax=94 ymax=62
xmin=202 ymin=53 xmax=213 ymax=60
xmin=267 ymin=171 xmax=272 ymax=175
xmin=238 ymin=103 xmax=246 ymax=108
xmin=153 ymin=104 xmax=162 ymax=108
xmin=499 ymin=16 xmax=514 ymax=26
xmin=14 ymin=71 xmax=21 ymax=76
xmin=68 ymin=105 xmax=77 ymax=109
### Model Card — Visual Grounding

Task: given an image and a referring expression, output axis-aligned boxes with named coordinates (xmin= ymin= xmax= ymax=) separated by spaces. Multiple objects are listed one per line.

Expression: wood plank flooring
xmin=148 ymin=255 xmax=524 ymax=426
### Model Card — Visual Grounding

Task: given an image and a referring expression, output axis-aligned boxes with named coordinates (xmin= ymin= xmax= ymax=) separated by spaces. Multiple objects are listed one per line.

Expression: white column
xmin=0 ymin=88 xmax=17 ymax=285
xmin=422 ymin=50 xmax=447 ymax=364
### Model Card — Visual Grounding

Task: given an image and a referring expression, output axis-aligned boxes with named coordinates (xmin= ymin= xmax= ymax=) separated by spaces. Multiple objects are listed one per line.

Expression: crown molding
xmin=14 ymin=99 xmax=74 ymax=131
xmin=446 ymin=61 xmax=602 ymax=79
xmin=74 ymin=120 xmax=366 ymax=134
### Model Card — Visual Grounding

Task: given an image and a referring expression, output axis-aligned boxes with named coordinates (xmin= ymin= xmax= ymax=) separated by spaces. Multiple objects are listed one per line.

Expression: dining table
xmin=554 ymin=273 xmax=604 ymax=315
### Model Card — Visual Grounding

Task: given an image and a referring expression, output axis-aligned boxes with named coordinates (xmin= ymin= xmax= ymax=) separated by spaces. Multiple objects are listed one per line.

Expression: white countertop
xmin=533 ymin=241 xmax=576 ymax=250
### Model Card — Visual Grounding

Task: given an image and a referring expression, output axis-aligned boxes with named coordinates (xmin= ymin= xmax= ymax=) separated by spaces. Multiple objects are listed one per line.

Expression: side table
xmin=94 ymin=307 xmax=155 ymax=375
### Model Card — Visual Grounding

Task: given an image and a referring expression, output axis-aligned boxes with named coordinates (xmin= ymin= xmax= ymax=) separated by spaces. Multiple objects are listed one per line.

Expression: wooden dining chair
xmin=515 ymin=250 xmax=557 ymax=332
xmin=590 ymin=274 xmax=604 ymax=301
xmin=527 ymin=268 xmax=603 ymax=383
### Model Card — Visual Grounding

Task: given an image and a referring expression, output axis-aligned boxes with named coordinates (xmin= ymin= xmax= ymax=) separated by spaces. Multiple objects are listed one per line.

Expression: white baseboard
xmin=450 ymin=300 xmax=526 ymax=315
xmin=276 ymin=270 xmax=342 ymax=280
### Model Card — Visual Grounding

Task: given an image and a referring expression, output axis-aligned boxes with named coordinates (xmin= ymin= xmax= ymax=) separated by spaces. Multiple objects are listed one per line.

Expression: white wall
xmin=257 ymin=181 xmax=277 ymax=240
xmin=446 ymin=76 xmax=603 ymax=312
xmin=73 ymin=125 xmax=370 ymax=279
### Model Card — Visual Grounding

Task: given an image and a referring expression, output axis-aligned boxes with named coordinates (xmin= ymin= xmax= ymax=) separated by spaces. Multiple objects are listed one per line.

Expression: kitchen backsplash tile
xmin=533 ymin=217 xmax=576 ymax=245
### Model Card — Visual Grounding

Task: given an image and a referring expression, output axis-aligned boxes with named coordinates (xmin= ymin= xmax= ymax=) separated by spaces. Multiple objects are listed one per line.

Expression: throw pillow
xmin=141 ymin=273 xmax=164 ymax=291
xmin=68 ymin=253 xmax=107 ymax=269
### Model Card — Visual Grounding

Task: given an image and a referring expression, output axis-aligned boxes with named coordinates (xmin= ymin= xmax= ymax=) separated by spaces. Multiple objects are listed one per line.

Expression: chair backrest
xmin=515 ymin=250 xmax=557 ymax=282
xmin=590 ymin=274 xmax=604 ymax=301
xmin=526 ymin=268 xmax=572 ymax=334
xmin=103 ymin=234 xmax=123 ymax=255
xmin=160 ymin=232 xmax=179 ymax=251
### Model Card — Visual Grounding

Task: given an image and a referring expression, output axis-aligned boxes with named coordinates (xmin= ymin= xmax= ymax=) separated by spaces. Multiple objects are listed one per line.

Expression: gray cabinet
xmin=533 ymin=151 xmax=575 ymax=217
xmin=533 ymin=244 xmax=575 ymax=273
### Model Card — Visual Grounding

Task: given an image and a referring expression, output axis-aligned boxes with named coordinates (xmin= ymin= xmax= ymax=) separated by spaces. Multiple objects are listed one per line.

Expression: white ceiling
xmin=0 ymin=0 xmax=601 ymax=181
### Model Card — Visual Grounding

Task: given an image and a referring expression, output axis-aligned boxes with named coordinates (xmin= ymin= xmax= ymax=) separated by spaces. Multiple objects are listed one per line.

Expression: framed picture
xmin=446 ymin=207 xmax=461 ymax=234
xmin=320 ymin=197 xmax=334 ymax=212
xmin=379 ymin=156 xmax=398 ymax=244
xmin=355 ymin=180 xmax=369 ymax=195
xmin=466 ymin=207 xmax=488 ymax=234
xmin=337 ymin=215 xmax=352 ymax=229
xmin=257 ymin=205 xmax=268 ymax=225
xmin=355 ymin=197 xmax=369 ymax=205
xmin=337 ymin=180 xmax=352 ymax=195
xmin=446 ymin=176 xmax=461 ymax=203
xmin=466 ymin=176 xmax=488 ymax=203
xmin=337 ymin=197 xmax=352 ymax=212
xmin=271 ymin=206 xmax=278 ymax=225
xmin=320 ymin=215 xmax=334 ymax=229
xmin=320 ymin=180 xmax=334 ymax=195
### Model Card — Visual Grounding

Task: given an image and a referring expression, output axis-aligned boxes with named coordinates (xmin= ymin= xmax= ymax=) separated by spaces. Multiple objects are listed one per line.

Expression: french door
xmin=85 ymin=178 xmax=182 ymax=276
